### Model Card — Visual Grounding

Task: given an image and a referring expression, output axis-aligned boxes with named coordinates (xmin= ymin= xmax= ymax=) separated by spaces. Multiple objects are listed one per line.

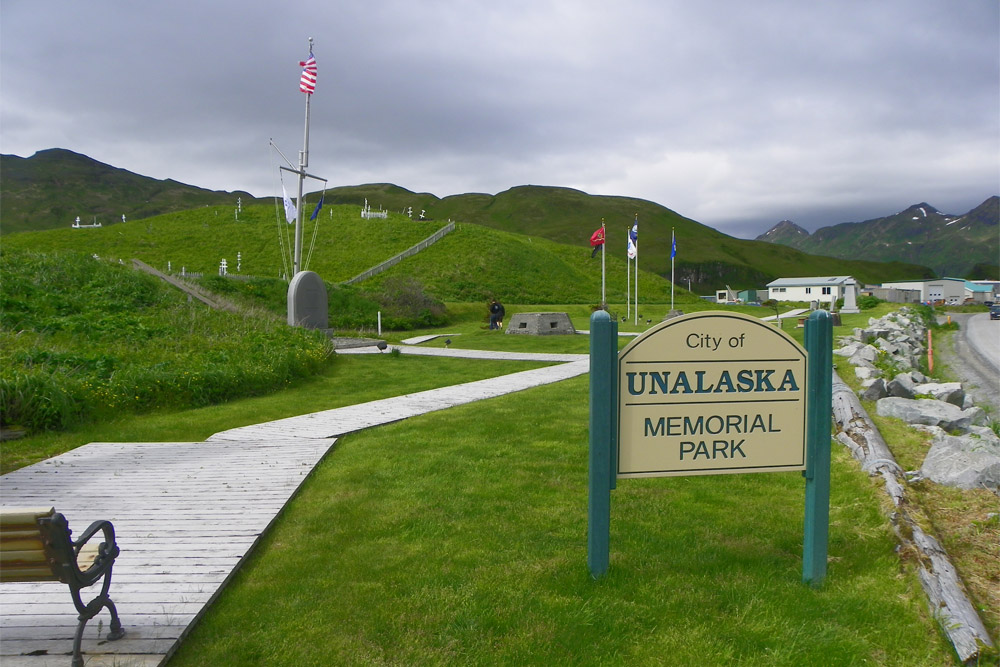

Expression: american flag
xmin=299 ymin=53 xmax=317 ymax=94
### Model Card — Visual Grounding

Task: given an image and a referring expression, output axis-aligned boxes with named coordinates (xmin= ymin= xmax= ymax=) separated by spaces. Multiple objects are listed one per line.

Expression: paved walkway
xmin=0 ymin=348 xmax=588 ymax=666
xmin=760 ymin=308 xmax=808 ymax=322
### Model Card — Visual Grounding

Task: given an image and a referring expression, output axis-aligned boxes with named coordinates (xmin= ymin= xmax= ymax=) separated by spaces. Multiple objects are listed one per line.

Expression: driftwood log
xmin=832 ymin=371 xmax=994 ymax=664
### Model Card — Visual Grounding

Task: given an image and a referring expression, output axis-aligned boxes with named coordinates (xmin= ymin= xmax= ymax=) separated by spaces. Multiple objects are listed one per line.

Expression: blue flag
xmin=310 ymin=194 xmax=324 ymax=221
xmin=671 ymin=231 xmax=677 ymax=259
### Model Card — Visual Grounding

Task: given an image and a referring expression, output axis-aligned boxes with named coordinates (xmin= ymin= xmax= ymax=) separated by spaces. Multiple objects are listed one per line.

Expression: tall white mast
xmin=293 ymin=37 xmax=314 ymax=276
xmin=633 ymin=214 xmax=639 ymax=326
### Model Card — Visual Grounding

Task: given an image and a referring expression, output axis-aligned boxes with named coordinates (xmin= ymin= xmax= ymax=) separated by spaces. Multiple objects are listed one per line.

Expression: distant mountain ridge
xmin=0 ymin=148 xmax=257 ymax=235
xmin=757 ymin=220 xmax=810 ymax=244
xmin=755 ymin=198 xmax=999 ymax=278
xmin=2 ymin=148 xmax=939 ymax=292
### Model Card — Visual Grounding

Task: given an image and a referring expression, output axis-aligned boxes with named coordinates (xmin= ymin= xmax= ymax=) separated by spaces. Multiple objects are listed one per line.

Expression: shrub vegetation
xmin=0 ymin=249 xmax=333 ymax=433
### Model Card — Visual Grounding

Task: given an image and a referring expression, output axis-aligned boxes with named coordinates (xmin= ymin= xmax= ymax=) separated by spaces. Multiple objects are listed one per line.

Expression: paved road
xmin=964 ymin=312 xmax=999 ymax=374
xmin=940 ymin=312 xmax=999 ymax=414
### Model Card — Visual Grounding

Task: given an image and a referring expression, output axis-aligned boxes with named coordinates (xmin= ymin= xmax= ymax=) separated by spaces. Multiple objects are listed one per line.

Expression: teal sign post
xmin=588 ymin=309 xmax=832 ymax=584
xmin=802 ymin=309 xmax=833 ymax=586
xmin=587 ymin=310 xmax=617 ymax=578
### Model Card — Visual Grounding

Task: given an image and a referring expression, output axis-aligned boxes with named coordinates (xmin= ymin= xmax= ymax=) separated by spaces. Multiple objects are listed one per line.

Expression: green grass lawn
xmin=0 ymin=354 xmax=548 ymax=473
xmin=2 ymin=291 xmax=965 ymax=664
xmin=168 ymin=375 xmax=953 ymax=666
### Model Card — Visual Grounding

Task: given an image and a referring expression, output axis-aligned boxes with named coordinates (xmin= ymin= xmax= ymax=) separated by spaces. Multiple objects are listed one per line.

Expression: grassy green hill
xmin=2 ymin=149 xmax=936 ymax=291
xmin=1 ymin=203 xmax=689 ymax=305
xmin=0 ymin=148 xmax=258 ymax=235
xmin=328 ymin=184 xmax=936 ymax=292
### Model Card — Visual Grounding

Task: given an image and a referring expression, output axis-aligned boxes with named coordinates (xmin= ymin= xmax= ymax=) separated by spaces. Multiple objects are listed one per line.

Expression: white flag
xmin=627 ymin=219 xmax=638 ymax=259
xmin=282 ymin=183 xmax=298 ymax=225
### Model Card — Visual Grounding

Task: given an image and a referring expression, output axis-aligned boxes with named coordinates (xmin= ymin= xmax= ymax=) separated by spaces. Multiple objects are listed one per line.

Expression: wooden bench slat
xmin=0 ymin=566 xmax=57 ymax=582
xmin=0 ymin=536 xmax=46 ymax=552
xmin=1 ymin=549 xmax=49 ymax=565
xmin=0 ymin=508 xmax=55 ymax=528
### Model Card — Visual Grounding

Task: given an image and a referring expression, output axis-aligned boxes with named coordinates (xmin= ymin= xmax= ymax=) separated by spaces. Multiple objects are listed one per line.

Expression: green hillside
xmin=2 ymin=149 xmax=937 ymax=292
xmin=328 ymin=184 xmax=936 ymax=292
xmin=0 ymin=149 xmax=258 ymax=235
xmin=0 ymin=203 xmax=687 ymax=305
xmin=756 ymin=198 xmax=999 ymax=279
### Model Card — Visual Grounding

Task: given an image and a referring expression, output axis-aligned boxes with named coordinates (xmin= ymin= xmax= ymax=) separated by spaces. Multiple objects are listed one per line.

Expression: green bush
xmin=0 ymin=368 xmax=87 ymax=431
xmin=369 ymin=276 xmax=448 ymax=330
xmin=857 ymin=294 xmax=881 ymax=310
xmin=1 ymin=249 xmax=334 ymax=433
xmin=193 ymin=274 xmax=451 ymax=332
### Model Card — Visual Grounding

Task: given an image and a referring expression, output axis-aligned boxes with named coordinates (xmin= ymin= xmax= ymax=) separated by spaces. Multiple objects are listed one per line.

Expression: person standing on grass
xmin=489 ymin=299 xmax=504 ymax=330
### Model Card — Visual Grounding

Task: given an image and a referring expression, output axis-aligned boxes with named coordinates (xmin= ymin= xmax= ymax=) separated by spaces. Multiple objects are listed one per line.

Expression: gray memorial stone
xmin=841 ymin=280 xmax=860 ymax=314
xmin=287 ymin=270 xmax=329 ymax=329
xmin=505 ymin=312 xmax=576 ymax=335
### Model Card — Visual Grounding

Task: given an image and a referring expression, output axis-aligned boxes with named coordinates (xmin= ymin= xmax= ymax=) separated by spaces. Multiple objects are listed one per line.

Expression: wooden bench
xmin=1 ymin=507 xmax=124 ymax=667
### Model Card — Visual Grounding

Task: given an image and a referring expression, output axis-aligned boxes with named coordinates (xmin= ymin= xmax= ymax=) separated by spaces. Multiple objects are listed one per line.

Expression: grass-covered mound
xmin=1 ymin=203 xmax=694 ymax=305
xmin=0 ymin=249 xmax=333 ymax=433
xmin=195 ymin=274 xmax=450 ymax=331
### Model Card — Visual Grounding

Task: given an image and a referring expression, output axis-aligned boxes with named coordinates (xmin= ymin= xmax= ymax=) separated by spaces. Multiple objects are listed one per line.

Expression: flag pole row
xmin=592 ymin=214 xmax=665 ymax=324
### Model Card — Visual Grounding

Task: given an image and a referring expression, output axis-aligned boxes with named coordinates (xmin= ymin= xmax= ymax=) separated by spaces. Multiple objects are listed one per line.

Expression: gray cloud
xmin=2 ymin=0 xmax=996 ymax=238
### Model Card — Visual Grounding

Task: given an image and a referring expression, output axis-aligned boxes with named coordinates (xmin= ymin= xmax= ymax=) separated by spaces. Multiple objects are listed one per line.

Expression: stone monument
xmin=505 ymin=312 xmax=576 ymax=335
xmin=287 ymin=270 xmax=329 ymax=329
xmin=841 ymin=280 xmax=860 ymax=314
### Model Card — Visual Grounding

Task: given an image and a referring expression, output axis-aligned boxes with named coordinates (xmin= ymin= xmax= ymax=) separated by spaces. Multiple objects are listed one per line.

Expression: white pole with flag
xmin=294 ymin=38 xmax=318 ymax=276
xmin=626 ymin=225 xmax=630 ymax=320
xmin=670 ymin=227 xmax=676 ymax=312
xmin=631 ymin=214 xmax=639 ymax=326
xmin=601 ymin=219 xmax=606 ymax=307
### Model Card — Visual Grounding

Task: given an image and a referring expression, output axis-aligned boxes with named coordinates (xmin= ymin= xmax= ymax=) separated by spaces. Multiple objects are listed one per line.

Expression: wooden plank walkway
xmin=1 ymin=357 xmax=588 ymax=666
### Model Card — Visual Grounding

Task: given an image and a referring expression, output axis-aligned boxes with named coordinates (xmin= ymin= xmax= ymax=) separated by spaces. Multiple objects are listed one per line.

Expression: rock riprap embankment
xmin=834 ymin=307 xmax=999 ymax=491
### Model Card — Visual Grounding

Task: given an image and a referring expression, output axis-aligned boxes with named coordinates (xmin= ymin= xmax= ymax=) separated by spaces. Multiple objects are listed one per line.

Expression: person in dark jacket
xmin=489 ymin=299 xmax=505 ymax=330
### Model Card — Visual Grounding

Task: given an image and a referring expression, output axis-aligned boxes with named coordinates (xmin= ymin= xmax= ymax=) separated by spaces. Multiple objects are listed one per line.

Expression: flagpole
xmin=294 ymin=37 xmax=314 ymax=276
xmin=633 ymin=214 xmax=638 ymax=327
xmin=670 ymin=227 xmax=675 ymax=312
xmin=625 ymin=226 xmax=630 ymax=320
xmin=601 ymin=219 xmax=606 ymax=307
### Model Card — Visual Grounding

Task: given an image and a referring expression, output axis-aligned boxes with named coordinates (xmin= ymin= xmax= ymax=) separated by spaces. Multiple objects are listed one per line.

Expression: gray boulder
xmin=862 ymin=379 xmax=889 ymax=401
xmin=914 ymin=382 xmax=965 ymax=407
xmin=849 ymin=344 xmax=879 ymax=366
xmin=855 ymin=366 xmax=876 ymax=382
xmin=862 ymin=328 xmax=890 ymax=343
xmin=919 ymin=426 xmax=1000 ymax=491
xmin=876 ymin=397 xmax=985 ymax=432
xmin=834 ymin=341 xmax=864 ymax=357
xmin=887 ymin=373 xmax=918 ymax=399
xmin=874 ymin=338 xmax=900 ymax=356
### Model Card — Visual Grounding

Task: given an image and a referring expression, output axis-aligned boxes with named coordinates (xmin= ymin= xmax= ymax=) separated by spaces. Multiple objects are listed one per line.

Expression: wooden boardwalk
xmin=0 ymin=356 xmax=588 ymax=665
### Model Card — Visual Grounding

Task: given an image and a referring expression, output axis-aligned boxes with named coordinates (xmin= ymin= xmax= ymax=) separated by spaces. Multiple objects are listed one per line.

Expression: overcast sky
xmin=2 ymin=1 xmax=997 ymax=238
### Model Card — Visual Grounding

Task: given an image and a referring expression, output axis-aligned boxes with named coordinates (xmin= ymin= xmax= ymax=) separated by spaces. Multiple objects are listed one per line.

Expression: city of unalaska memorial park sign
xmin=588 ymin=309 xmax=832 ymax=584
xmin=617 ymin=311 xmax=807 ymax=478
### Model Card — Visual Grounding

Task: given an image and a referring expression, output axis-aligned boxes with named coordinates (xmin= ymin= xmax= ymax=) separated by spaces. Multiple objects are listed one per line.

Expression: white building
xmin=963 ymin=281 xmax=995 ymax=304
xmin=968 ymin=280 xmax=1000 ymax=302
xmin=764 ymin=276 xmax=855 ymax=304
xmin=880 ymin=278 xmax=966 ymax=304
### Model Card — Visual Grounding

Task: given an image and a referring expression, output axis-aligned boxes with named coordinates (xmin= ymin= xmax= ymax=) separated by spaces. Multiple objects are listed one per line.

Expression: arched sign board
xmin=617 ymin=311 xmax=807 ymax=478
xmin=587 ymin=309 xmax=831 ymax=585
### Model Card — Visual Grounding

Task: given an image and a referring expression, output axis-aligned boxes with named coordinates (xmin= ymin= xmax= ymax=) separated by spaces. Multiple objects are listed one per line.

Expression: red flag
xmin=590 ymin=226 xmax=605 ymax=247
xmin=299 ymin=53 xmax=317 ymax=94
